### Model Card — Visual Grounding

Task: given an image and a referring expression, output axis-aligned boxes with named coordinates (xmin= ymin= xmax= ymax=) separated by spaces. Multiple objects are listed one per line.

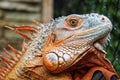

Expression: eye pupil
xmin=70 ymin=19 xmax=78 ymax=26
xmin=65 ymin=15 xmax=84 ymax=30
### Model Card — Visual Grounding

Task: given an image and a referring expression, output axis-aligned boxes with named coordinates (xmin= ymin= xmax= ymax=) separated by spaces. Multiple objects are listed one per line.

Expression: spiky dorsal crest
xmin=5 ymin=25 xmax=37 ymax=40
xmin=0 ymin=22 xmax=38 ymax=80
xmin=0 ymin=44 xmax=21 ymax=80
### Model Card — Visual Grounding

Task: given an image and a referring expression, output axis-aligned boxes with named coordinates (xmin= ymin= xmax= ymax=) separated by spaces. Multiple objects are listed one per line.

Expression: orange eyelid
xmin=65 ymin=15 xmax=84 ymax=30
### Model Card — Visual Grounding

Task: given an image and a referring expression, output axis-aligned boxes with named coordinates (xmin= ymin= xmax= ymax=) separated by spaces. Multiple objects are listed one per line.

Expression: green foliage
xmin=54 ymin=0 xmax=120 ymax=75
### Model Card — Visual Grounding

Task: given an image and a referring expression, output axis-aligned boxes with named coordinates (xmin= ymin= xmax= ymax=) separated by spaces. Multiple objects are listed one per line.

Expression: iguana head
xmin=54 ymin=13 xmax=112 ymax=41
xmin=42 ymin=13 xmax=112 ymax=73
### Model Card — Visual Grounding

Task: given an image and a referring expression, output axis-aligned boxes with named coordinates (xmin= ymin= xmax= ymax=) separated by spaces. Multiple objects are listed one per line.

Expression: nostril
xmin=101 ymin=17 xmax=105 ymax=22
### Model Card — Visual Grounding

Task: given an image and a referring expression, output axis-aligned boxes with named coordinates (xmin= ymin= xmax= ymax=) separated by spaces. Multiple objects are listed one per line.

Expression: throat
xmin=93 ymin=34 xmax=110 ymax=54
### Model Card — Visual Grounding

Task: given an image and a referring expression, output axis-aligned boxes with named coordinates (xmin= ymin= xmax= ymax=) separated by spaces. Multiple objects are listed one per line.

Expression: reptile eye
xmin=65 ymin=15 xmax=84 ymax=30
xmin=69 ymin=19 xmax=78 ymax=26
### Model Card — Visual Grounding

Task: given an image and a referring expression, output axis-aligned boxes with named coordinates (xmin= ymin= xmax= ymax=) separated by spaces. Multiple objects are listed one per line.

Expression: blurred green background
xmin=54 ymin=0 xmax=120 ymax=75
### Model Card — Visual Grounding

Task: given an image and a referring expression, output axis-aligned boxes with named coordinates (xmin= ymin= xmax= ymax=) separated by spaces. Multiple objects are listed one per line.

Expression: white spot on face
xmin=67 ymin=51 xmax=72 ymax=55
xmin=58 ymin=51 xmax=63 ymax=57
xmin=44 ymin=52 xmax=59 ymax=71
xmin=62 ymin=50 xmax=66 ymax=53
xmin=70 ymin=54 xmax=74 ymax=58
xmin=59 ymin=57 xmax=64 ymax=64
xmin=46 ymin=52 xmax=58 ymax=64
xmin=63 ymin=54 xmax=70 ymax=62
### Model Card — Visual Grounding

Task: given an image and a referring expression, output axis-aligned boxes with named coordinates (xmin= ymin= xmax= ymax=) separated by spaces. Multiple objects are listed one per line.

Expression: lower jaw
xmin=67 ymin=48 xmax=91 ymax=70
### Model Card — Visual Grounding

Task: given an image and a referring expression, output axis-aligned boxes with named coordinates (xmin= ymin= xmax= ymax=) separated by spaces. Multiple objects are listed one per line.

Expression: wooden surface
xmin=42 ymin=0 xmax=53 ymax=23
xmin=0 ymin=0 xmax=53 ymax=50
xmin=0 ymin=0 xmax=53 ymax=25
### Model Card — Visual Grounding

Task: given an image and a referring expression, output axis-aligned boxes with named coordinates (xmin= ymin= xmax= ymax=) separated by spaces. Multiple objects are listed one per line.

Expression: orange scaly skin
xmin=2 ymin=22 xmax=72 ymax=80
xmin=0 ymin=13 xmax=119 ymax=80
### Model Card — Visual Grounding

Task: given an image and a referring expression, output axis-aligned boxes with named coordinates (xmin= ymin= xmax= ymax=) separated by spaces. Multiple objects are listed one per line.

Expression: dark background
xmin=54 ymin=0 xmax=120 ymax=75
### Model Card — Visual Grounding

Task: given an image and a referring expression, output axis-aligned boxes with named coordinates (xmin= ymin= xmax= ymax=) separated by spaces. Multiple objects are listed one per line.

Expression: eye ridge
xmin=69 ymin=19 xmax=78 ymax=26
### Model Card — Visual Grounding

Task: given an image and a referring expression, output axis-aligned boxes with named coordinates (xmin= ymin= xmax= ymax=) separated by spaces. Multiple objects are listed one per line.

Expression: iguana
xmin=0 ymin=13 xmax=119 ymax=80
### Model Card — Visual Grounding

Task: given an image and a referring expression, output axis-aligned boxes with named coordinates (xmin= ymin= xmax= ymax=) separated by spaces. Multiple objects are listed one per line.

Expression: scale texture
xmin=0 ymin=13 xmax=119 ymax=80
